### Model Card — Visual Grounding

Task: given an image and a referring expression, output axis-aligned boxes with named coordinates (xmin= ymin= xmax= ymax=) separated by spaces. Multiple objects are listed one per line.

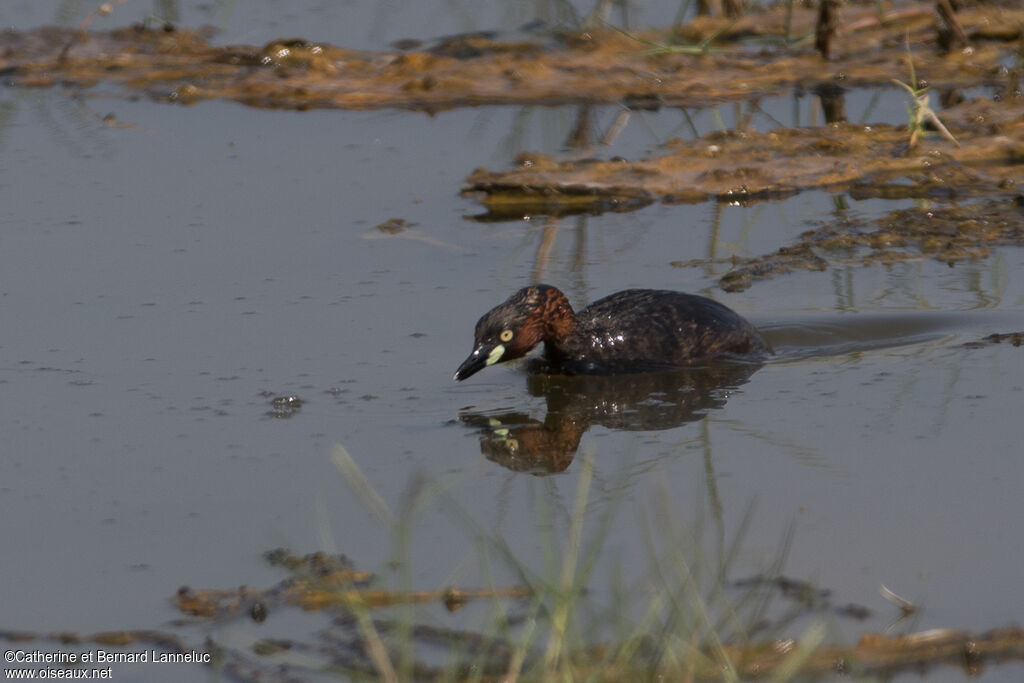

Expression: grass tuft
xmin=891 ymin=35 xmax=960 ymax=150
xmin=326 ymin=443 xmax=823 ymax=681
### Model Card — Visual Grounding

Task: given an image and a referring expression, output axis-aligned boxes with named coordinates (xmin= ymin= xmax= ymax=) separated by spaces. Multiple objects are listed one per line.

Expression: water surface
xmin=1 ymin=2 xmax=1023 ymax=681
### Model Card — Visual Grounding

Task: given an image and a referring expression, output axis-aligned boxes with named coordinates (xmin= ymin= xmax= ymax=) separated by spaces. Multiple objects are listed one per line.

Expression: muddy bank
xmin=2 ymin=3 xmax=1021 ymax=111
xmin=4 ymin=548 xmax=1024 ymax=681
xmin=464 ymin=97 xmax=1023 ymax=212
xmin=3 ymin=3 xmax=1021 ymax=219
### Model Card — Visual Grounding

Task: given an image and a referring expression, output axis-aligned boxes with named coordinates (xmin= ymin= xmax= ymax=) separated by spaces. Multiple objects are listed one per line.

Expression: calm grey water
xmin=2 ymin=2 xmax=1023 ymax=681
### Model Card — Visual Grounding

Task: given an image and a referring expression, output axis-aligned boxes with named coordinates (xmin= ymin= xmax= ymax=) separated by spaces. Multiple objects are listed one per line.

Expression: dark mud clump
xmin=961 ymin=331 xmax=1024 ymax=348
xmin=715 ymin=197 xmax=1024 ymax=291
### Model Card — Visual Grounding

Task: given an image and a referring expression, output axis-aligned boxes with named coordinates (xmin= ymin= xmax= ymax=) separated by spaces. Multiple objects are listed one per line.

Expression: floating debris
xmin=961 ymin=331 xmax=1024 ymax=349
xmin=375 ymin=217 xmax=415 ymax=234
xmin=266 ymin=394 xmax=303 ymax=418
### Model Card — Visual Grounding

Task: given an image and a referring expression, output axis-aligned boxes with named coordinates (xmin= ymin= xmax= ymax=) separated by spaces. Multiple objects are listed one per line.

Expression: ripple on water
xmin=757 ymin=310 xmax=1022 ymax=362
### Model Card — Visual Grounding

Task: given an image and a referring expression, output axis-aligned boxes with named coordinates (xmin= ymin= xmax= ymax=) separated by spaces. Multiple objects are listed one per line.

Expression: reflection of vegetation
xmin=166 ymin=446 xmax=1024 ymax=680
xmin=193 ymin=445 xmax=844 ymax=681
xmin=3 ymin=443 xmax=1024 ymax=679
xmin=0 ymin=100 xmax=17 ymax=152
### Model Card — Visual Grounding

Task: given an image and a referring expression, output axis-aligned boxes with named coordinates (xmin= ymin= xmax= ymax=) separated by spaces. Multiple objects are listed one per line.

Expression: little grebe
xmin=454 ymin=284 xmax=769 ymax=380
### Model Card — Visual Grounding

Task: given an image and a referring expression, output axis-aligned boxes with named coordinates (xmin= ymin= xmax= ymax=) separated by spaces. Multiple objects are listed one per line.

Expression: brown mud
xmin=1 ymin=3 xmax=1020 ymax=112
xmin=4 ymin=548 xmax=1023 ymax=680
xmin=465 ymin=104 xmax=1024 ymax=217
xmin=962 ymin=329 xmax=1024 ymax=347
xmin=695 ymin=196 xmax=1024 ymax=290
xmin=7 ymin=4 xmax=1019 ymax=292
xmin=3 ymin=4 xmax=1022 ymax=226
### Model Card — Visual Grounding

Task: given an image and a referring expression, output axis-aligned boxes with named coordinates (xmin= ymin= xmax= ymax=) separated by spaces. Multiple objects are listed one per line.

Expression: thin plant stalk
xmin=769 ymin=622 xmax=828 ymax=682
xmin=542 ymin=448 xmax=595 ymax=670
xmin=892 ymin=33 xmax=960 ymax=149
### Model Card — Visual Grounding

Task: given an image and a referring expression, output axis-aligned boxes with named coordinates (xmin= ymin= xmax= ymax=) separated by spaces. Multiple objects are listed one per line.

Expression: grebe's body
xmin=454 ymin=285 xmax=768 ymax=381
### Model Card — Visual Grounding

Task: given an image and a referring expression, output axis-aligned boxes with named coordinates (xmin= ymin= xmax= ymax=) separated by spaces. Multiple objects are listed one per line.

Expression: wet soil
xmin=698 ymin=196 xmax=1024 ymax=290
xmin=3 ymin=3 xmax=1022 ymax=225
xmin=6 ymin=548 xmax=1024 ymax=680
xmin=465 ymin=103 xmax=1024 ymax=211
xmin=962 ymin=329 xmax=1024 ymax=347
xmin=2 ymin=4 xmax=1021 ymax=112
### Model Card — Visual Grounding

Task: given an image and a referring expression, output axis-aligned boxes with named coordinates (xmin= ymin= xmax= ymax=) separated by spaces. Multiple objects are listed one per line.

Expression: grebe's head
xmin=453 ymin=286 xmax=560 ymax=381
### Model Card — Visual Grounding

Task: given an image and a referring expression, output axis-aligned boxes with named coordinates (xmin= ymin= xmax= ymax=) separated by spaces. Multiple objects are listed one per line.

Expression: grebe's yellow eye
xmin=500 ymin=329 xmax=514 ymax=342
